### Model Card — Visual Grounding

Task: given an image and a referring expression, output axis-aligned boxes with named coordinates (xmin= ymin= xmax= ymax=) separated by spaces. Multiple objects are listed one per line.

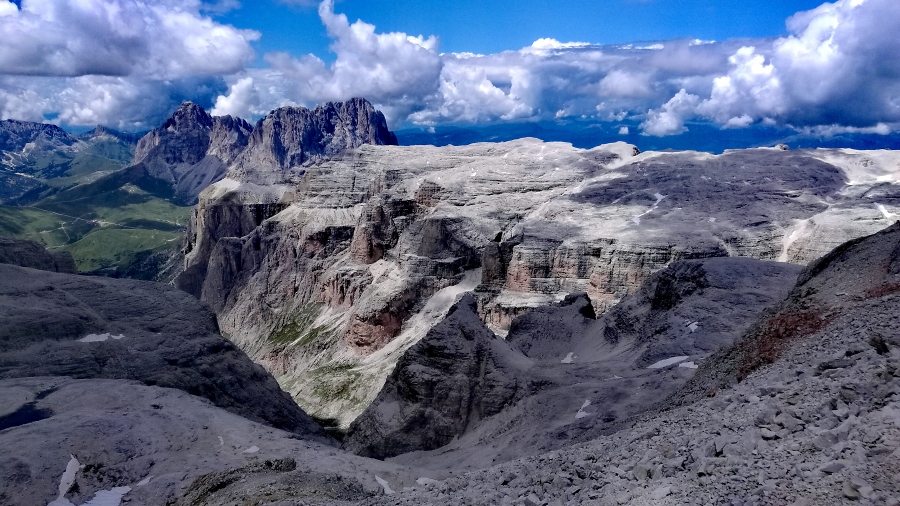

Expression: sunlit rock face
xmin=129 ymin=102 xmax=253 ymax=204
xmin=177 ymin=138 xmax=900 ymax=426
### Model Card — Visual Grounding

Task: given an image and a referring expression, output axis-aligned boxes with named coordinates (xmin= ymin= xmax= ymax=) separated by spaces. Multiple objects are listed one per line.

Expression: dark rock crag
xmin=0 ymin=263 xmax=328 ymax=439
xmin=0 ymin=236 xmax=76 ymax=273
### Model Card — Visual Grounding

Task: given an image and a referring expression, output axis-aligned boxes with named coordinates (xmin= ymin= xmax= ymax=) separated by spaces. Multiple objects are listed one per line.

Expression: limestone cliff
xmin=178 ymin=138 xmax=900 ymax=428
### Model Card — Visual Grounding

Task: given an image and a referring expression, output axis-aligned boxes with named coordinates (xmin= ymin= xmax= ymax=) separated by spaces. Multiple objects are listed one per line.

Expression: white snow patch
xmin=611 ymin=375 xmax=623 ymax=380
xmin=375 ymin=475 xmax=394 ymax=494
xmin=561 ymin=352 xmax=576 ymax=364
xmin=648 ymin=356 xmax=689 ymax=369
xmin=78 ymin=333 xmax=124 ymax=343
xmin=876 ymin=203 xmax=896 ymax=219
xmin=708 ymin=217 xmax=716 ymax=223
xmin=632 ymin=192 xmax=666 ymax=226
xmin=575 ymin=399 xmax=592 ymax=419
xmin=687 ymin=322 xmax=699 ymax=333
xmin=679 ymin=361 xmax=699 ymax=369
xmin=778 ymin=219 xmax=810 ymax=263
xmin=51 ymin=455 xmax=80 ymax=504
xmin=416 ymin=477 xmax=440 ymax=486
xmin=81 ymin=487 xmax=132 ymax=506
xmin=218 ymin=436 xmax=224 ymax=446
xmin=242 ymin=446 xmax=260 ymax=454
xmin=136 ymin=476 xmax=152 ymax=486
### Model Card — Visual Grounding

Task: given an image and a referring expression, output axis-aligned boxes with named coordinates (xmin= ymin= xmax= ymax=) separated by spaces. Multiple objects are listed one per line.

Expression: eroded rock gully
xmin=177 ymin=139 xmax=900 ymax=427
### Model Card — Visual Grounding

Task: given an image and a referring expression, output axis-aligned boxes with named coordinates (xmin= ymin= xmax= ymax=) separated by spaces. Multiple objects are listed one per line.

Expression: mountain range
xmin=0 ymin=98 xmax=898 ymax=505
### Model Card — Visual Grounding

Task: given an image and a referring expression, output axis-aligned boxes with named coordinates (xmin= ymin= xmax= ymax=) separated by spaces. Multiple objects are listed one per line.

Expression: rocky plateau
xmin=175 ymin=129 xmax=900 ymax=431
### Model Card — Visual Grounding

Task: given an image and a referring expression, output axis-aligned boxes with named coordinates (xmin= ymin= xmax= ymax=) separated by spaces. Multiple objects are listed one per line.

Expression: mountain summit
xmin=231 ymin=97 xmax=398 ymax=184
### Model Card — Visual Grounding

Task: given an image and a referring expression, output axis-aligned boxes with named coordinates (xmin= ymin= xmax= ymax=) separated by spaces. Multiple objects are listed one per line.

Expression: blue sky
xmin=220 ymin=0 xmax=828 ymax=63
xmin=0 ymin=0 xmax=898 ymax=141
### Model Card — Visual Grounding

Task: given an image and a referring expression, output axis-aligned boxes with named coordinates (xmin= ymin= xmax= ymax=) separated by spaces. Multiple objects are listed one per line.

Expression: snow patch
xmin=679 ymin=361 xmax=699 ymax=369
xmin=53 ymin=455 xmax=80 ymax=502
xmin=416 ymin=477 xmax=440 ymax=486
xmin=78 ymin=333 xmax=124 ymax=343
xmin=687 ymin=322 xmax=699 ymax=333
xmin=876 ymin=203 xmax=896 ymax=219
xmin=218 ymin=436 xmax=224 ymax=446
xmin=648 ymin=356 xmax=689 ymax=369
xmin=80 ymin=487 xmax=132 ymax=506
xmin=242 ymin=446 xmax=260 ymax=454
xmin=375 ymin=475 xmax=394 ymax=494
xmin=575 ymin=399 xmax=592 ymax=420
xmin=136 ymin=476 xmax=152 ymax=486
xmin=49 ymin=457 xmax=132 ymax=506
xmin=561 ymin=352 xmax=575 ymax=364
xmin=632 ymin=192 xmax=666 ymax=226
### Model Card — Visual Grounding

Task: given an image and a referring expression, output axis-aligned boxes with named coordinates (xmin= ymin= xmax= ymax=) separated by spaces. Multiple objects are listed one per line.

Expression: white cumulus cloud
xmin=0 ymin=0 xmax=258 ymax=78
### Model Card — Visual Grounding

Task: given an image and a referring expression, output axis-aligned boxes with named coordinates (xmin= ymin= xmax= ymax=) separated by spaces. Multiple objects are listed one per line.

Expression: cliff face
xmin=176 ymin=138 xmax=900 ymax=428
xmin=130 ymin=102 xmax=253 ymax=204
xmin=230 ymin=98 xmax=398 ymax=185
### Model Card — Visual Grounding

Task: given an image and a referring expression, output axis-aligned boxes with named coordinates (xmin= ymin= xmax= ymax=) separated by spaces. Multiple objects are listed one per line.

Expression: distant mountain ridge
xmin=0 ymin=119 xmax=78 ymax=153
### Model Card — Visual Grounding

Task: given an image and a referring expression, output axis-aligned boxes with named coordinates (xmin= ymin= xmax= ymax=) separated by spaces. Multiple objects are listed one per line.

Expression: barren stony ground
xmin=349 ymin=223 xmax=900 ymax=505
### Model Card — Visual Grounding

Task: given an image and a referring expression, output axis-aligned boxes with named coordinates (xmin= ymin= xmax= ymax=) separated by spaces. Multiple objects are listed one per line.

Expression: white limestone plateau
xmin=176 ymin=139 xmax=900 ymax=428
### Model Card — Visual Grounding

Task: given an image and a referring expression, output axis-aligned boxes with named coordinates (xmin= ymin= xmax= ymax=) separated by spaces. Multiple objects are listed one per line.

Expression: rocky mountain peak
xmin=78 ymin=125 xmax=142 ymax=144
xmin=167 ymin=101 xmax=215 ymax=131
xmin=130 ymin=102 xmax=253 ymax=202
xmin=0 ymin=119 xmax=77 ymax=152
xmin=231 ymin=97 xmax=398 ymax=184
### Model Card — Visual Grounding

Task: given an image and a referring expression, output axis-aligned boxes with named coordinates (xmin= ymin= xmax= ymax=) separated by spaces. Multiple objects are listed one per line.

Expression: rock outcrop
xmin=0 ymin=236 xmax=76 ymax=273
xmin=0 ymin=376 xmax=420 ymax=506
xmin=129 ymin=102 xmax=253 ymax=204
xmin=177 ymin=139 xmax=900 ymax=428
xmin=0 ymin=263 xmax=326 ymax=438
xmin=676 ymin=220 xmax=900 ymax=404
xmin=343 ymin=295 xmax=531 ymax=459
xmin=355 ymin=257 xmax=801 ymax=468
xmin=364 ymin=223 xmax=900 ymax=506
xmin=230 ymin=97 xmax=398 ymax=185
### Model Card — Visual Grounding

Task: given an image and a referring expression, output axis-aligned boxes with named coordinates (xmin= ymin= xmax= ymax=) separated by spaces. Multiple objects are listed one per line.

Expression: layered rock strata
xmin=364 ymin=222 xmax=900 ymax=506
xmin=349 ymin=257 xmax=802 ymax=466
xmin=178 ymin=139 xmax=900 ymax=427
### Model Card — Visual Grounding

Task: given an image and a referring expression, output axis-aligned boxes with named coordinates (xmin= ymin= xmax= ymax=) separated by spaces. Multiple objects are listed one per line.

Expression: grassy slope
xmin=0 ymin=161 xmax=191 ymax=276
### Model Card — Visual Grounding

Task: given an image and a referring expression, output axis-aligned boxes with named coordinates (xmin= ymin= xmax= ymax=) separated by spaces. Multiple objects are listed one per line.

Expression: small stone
xmin=524 ymin=493 xmax=542 ymax=506
xmin=760 ymin=428 xmax=779 ymax=440
xmin=820 ymin=461 xmax=845 ymax=474
xmin=651 ymin=486 xmax=672 ymax=500
xmin=842 ymin=480 xmax=860 ymax=500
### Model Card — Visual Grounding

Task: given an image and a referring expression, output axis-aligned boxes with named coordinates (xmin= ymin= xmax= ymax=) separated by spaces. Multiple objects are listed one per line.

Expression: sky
xmin=0 ymin=0 xmax=898 ymax=141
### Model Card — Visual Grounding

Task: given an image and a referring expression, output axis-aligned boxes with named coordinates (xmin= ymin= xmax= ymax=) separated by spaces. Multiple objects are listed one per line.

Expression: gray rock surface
xmin=372 ymin=257 xmax=801 ymax=470
xmin=130 ymin=102 xmax=253 ymax=204
xmin=0 ymin=377 xmax=423 ymax=506
xmin=230 ymin=97 xmax=398 ymax=185
xmin=177 ymin=140 xmax=900 ymax=427
xmin=0 ymin=236 xmax=76 ymax=273
xmin=343 ymin=295 xmax=531 ymax=459
xmin=359 ymin=220 xmax=900 ymax=506
xmin=0 ymin=263 xmax=326 ymax=437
